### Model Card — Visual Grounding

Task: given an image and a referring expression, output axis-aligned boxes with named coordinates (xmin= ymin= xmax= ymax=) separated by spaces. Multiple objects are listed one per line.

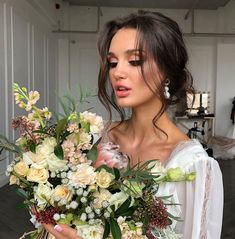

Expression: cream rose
xmin=68 ymin=164 xmax=97 ymax=187
xmin=93 ymin=189 xmax=112 ymax=209
xmin=96 ymin=169 xmax=115 ymax=188
xmin=14 ymin=161 xmax=29 ymax=176
xmin=9 ymin=175 xmax=19 ymax=185
xmin=27 ymin=167 xmax=49 ymax=183
xmin=52 ymin=185 xmax=72 ymax=202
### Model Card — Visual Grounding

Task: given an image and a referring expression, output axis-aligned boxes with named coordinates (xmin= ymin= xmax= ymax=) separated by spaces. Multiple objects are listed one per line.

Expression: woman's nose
xmin=113 ymin=63 xmax=127 ymax=80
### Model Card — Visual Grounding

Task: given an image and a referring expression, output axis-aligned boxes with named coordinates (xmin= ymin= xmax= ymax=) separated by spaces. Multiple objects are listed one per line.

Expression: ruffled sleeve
xmin=161 ymin=140 xmax=224 ymax=239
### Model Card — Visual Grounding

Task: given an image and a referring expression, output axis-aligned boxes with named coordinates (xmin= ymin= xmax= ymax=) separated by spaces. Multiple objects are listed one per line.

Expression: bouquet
xmin=0 ymin=84 xmax=196 ymax=239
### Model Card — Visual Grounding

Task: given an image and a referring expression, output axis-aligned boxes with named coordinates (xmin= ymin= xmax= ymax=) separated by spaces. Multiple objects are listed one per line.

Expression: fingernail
xmin=54 ymin=224 xmax=63 ymax=232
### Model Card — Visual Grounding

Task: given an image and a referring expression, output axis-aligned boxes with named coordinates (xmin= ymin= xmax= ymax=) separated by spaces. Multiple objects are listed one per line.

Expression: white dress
xmin=157 ymin=139 xmax=223 ymax=239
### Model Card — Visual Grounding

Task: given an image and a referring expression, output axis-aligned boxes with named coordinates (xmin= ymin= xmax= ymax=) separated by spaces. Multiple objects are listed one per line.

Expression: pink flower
xmin=94 ymin=142 xmax=128 ymax=170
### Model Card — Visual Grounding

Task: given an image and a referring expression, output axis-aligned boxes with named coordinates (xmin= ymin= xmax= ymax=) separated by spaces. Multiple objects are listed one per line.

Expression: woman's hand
xmin=43 ymin=223 xmax=82 ymax=239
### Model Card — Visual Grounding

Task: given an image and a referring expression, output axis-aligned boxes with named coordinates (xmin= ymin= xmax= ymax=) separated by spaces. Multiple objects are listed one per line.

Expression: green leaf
xmin=32 ymin=130 xmax=52 ymax=136
xmin=95 ymin=164 xmax=113 ymax=174
xmin=167 ymin=212 xmax=183 ymax=221
xmin=29 ymin=143 xmax=36 ymax=153
xmin=55 ymin=118 xmax=67 ymax=142
xmin=114 ymin=197 xmax=131 ymax=216
xmin=64 ymin=94 xmax=76 ymax=113
xmin=16 ymin=202 xmax=28 ymax=209
xmin=16 ymin=188 xmax=28 ymax=199
xmin=109 ymin=217 xmax=121 ymax=239
xmin=81 ymin=122 xmax=90 ymax=133
xmin=113 ymin=168 xmax=120 ymax=180
xmin=86 ymin=146 xmax=98 ymax=163
xmin=87 ymin=137 xmax=101 ymax=163
xmin=0 ymin=135 xmax=22 ymax=155
xmin=57 ymin=95 xmax=70 ymax=116
xmin=102 ymin=220 xmax=110 ymax=239
xmin=54 ymin=144 xmax=64 ymax=160
xmin=116 ymin=206 xmax=136 ymax=217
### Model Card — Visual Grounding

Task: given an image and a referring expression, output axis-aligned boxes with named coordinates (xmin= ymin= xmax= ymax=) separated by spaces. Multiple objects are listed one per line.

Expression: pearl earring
xmin=164 ymin=79 xmax=170 ymax=99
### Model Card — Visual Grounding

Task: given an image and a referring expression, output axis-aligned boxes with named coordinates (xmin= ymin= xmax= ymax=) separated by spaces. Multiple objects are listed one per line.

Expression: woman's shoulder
xmin=166 ymin=139 xmax=217 ymax=169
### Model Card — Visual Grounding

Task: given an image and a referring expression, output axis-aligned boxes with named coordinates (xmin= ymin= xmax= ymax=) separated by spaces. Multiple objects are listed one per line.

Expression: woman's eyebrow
xmin=107 ymin=49 xmax=144 ymax=57
xmin=126 ymin=49 xmax=142 ymax=55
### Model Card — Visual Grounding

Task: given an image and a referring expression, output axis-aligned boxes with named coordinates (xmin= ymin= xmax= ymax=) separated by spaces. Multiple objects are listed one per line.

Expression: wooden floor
xmin=0 ymin=185 xmax=34 ymax=239
xmin=0 ymin=159 xmax=235 ymax=239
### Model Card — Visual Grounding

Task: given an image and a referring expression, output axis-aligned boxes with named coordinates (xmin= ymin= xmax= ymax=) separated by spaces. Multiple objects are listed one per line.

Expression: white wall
xmin=0 ymin=0 xmax=57 ymax=187
xmin=56 ymin=1 xmax=235 ymax=136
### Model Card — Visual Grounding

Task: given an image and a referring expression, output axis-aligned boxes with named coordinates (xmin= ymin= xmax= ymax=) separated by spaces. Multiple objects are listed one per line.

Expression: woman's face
xmin=108 ymin=28 xmax=161 ymax=109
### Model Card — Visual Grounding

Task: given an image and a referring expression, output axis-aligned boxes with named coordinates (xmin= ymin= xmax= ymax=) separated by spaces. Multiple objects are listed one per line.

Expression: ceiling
xmin=66 ymin=0 xmax=231 ymax=10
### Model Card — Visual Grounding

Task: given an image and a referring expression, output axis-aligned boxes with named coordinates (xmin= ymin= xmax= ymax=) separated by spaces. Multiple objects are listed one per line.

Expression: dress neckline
xmin=163 ymin=139 xmax=202 ymax=167
xmin=101 ymin=128 xmax=202 ymax=167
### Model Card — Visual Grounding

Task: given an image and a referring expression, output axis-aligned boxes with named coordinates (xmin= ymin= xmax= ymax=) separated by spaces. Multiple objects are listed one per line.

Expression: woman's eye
xmin=108 ymin=62 xmax=117 ymax=68
xmin=129 ymin=60 xmax=143 ymax=66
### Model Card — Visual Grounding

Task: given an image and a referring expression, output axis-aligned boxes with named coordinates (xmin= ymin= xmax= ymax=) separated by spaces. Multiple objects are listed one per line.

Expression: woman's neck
xmin=125 ymin=108 xmax=174 ymax=144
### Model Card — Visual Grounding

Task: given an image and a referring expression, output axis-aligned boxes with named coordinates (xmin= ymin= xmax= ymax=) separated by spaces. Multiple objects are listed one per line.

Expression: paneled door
xmin=0 ymin=0 xmax=57 ymax=187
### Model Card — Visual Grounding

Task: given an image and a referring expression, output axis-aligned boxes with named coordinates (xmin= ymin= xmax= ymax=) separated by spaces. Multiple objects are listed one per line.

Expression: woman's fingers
xmin=43 ymin=223 xmax=80 ymax=239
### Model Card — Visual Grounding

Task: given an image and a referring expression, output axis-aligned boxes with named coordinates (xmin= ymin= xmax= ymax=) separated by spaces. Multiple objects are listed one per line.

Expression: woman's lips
xmin=115 ymin=86 xmax=131 ymax=97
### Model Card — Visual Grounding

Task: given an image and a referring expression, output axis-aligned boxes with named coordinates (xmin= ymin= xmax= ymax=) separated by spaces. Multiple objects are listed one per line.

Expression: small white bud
xmin=53 ymin=213 xmax=60 ymax=221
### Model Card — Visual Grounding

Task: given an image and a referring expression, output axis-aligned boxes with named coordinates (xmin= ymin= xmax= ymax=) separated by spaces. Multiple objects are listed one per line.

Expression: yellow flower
xmin=96 ymin=169 xmax=115 ymax=188
xmin=14 ymin=161 xmax=29 ymax=176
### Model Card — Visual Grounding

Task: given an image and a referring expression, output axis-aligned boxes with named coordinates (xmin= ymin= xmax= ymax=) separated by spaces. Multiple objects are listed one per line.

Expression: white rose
xmin=13 ymin=161 xmax=29 ymax=176
xmin=68 ymin=164 xmax=97 ymax=188
xmin=80 ymin=111 xmax=104 ymax=134
xmin=47 ymin=154 xmax=67 ymax=172
xmin=76 ymin=224 xmax=104 ymax=239
xmin=27 ymin=167 xmax=49 ymax=183
xmin=36 ymin=137 xmax=56 ymax=157
xmin=34 ymin=183 xmax=52 ymax=206
xmin=52 ymin=185 xmax=72 ymax=202
xmin=96 ymin=169 xmax=115 ymax=188
xmin=23 ymin=151 xmax=47 ymax=166
xmin=109 ymin=191 xmax=129 ymax=211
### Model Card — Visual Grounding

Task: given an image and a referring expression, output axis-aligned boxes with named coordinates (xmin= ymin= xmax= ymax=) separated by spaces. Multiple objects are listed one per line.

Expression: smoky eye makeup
xmin=106 ymin=53 xmax=117 ymax=68
xmin=108 ymin=61 xmax=118 ymax=68
xmin=129 ymin=59 xmax=144 ymax=66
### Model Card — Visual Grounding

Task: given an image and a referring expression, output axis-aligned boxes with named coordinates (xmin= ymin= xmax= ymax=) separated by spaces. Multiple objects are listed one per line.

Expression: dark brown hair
xmin=97 ymin=10 xmax=194 ymax=130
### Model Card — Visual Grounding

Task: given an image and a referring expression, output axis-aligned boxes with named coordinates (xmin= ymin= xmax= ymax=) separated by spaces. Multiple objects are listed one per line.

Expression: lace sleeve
xmin=199 ymin=161 xmax=211 ymax=239
xmin=165 ymin=142 xmax=223 ymax=239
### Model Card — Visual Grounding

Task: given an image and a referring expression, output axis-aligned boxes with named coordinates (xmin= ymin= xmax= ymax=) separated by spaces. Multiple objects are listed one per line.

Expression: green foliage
xmin=54 ymin=144 xmax=64 ymax=160
xmin=103 ymin=220 xmax=110 ymax=239
xmin=87 ymin=137 xmax=101 ymax=163
xmin=29 ymin=142 xmax=36 ymax=153
xmin=109 ymin=217 xmax=121 ymax=239
xmin=0 ymin=135 xmax=22 ymax=156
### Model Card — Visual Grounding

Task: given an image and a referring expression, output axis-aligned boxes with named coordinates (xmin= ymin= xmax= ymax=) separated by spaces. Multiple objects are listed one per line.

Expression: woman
xmin=44 ymin=11 xmax=223 ymax=239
